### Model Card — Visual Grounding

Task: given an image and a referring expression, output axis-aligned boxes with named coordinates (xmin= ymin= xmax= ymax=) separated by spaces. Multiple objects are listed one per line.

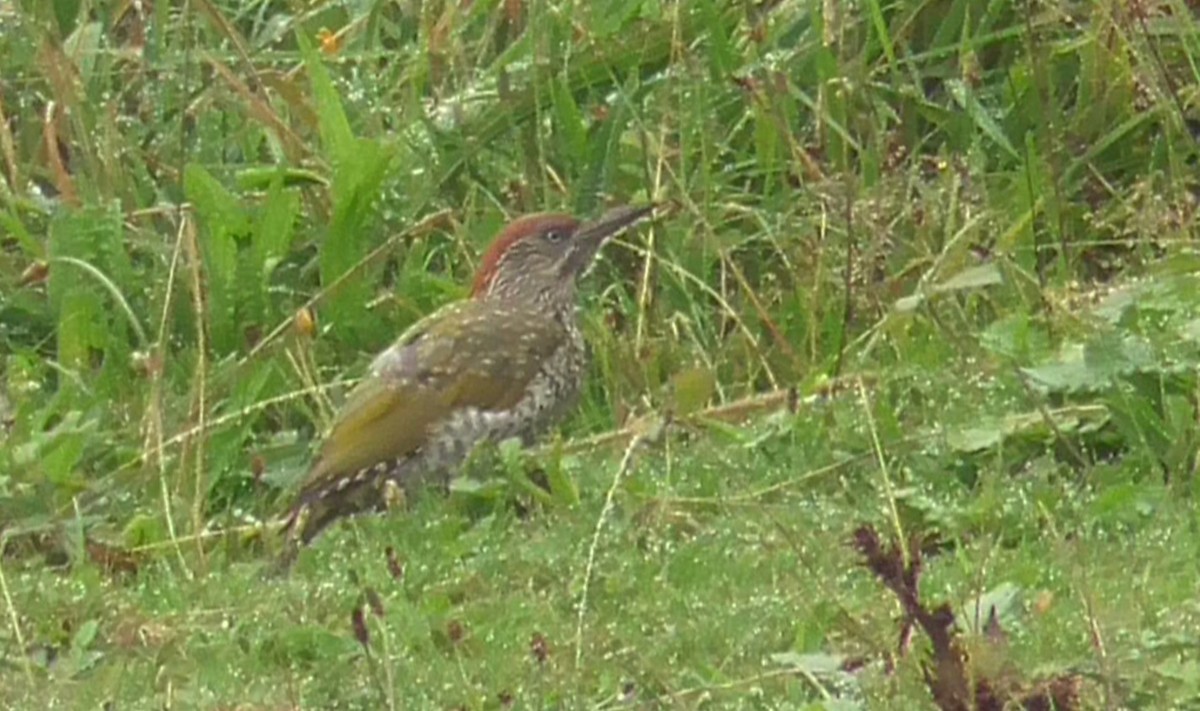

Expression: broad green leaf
xmin=298 ymin=31 xmax=355 ymax=167
xmin=893 ymin=294 xmax=923 ymax=312
xmin=1083 ymin=331 xmax=1155 ymax=381
xmin=40 ymin=412 xmax=88 ymax=488
xmin=587 ymin=0 xmax=645 ymax=37
xmin=948 ymin=422 xmax=1005 ymax=453
xmin=320 ymin=140 xmax=396 ymax=344
xmin=255 ymin=176 xmax=301 ymax=273
xmin=1021 ymin=341 xmax=1097 ymax=391
xmin=979 ymin=312 xmax=1050 ymax=362
xmin=54 ymin=287 xmax=104 ymax=371
xmin=263 ymin=625 xmax=358 ymax=664
xmin=122 ymin=513 xmax=167 ymax=547
xmin=295 ymin=32 xmax=402 ymax=344
xmin=66 ymin=618 xmax=103 ymax=675
xmin=71 ymin=618 xmax=100 ymax=650
xmin=1154 ymin=658 xmax=1200 ymax=686
xmin=1089 ymin=482 xmax=1141 ymax=518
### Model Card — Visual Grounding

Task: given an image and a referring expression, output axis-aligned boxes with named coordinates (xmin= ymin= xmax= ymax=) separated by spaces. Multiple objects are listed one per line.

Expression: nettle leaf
xmin=12 ymin=409 xmax=94 ymax=494
xmin=490 ymin=438 xmax=551 ymax=507
xmin=981 ymin=312 xmax=1052 ymax=363
xmin=1020 ymin=344 xmax=1092 ymax=392
xmin=1023 ymin=331 xmax=1158 ymax=393
xmin=948 ymin=407 xmax=1108 ymax=454
xmin=1104 ymin=383 xmax=1173 ymax=465
xmin=189 ymin=165 xmax=304 ymax=349
xmin=948 ymin=421 xmax=1006 ymax=453
xmin=1096 ymin=273 xmax=1200 ymax=325
xmin=1083 ymin=331 xmax=1156 ymax=381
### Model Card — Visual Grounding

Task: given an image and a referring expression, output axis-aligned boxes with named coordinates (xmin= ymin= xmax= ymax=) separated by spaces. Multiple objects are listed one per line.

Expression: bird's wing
xmin=298 ymin=301 xmax=566 ymax=491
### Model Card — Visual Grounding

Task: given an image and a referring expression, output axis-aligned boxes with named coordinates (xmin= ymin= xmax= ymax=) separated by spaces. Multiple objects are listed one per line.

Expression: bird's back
xmin=281 ymin=298 xmax=579 ymax=548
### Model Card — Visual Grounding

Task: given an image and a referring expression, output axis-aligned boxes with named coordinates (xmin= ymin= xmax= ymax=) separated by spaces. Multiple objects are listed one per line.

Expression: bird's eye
xmin=543 ymin=229 xmax=566 ymax=243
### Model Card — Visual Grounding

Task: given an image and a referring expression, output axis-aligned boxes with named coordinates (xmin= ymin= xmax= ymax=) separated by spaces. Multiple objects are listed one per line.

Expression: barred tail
xmin=270 ymin=460 xmax=411 ymax=574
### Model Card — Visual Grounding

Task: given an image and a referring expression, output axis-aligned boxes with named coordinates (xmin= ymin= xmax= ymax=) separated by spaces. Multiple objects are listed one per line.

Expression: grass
xmin=2 ymin=0 xmax=1200 ymax=707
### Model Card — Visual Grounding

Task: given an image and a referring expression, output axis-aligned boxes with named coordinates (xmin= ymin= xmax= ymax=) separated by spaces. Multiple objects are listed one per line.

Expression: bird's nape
xmin=472 ymin=213 xmax=581 ymax=298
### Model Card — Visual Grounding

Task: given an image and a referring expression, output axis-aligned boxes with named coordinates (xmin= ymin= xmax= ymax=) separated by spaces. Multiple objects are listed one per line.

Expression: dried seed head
xmin=530 ymin=632 xmax=549 ymax=664
xmin=293 ymin=306 xmax=316 ymax=339
xmin=385 ymin=546 xmax=405 ymax=581
xmin=351 ymin=606 xmax=369 ymax=650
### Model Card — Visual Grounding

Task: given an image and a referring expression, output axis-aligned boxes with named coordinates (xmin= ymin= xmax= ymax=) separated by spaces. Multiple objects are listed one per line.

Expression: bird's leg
xmin=381 ymin=478 xmax=407 ymax=511
xmin=266 ymin=505 xmax=308 ymax=576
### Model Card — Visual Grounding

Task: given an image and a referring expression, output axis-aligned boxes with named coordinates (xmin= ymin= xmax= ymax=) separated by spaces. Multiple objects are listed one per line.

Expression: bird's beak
xmin=562 ymin=203 xmax=658 ymax=279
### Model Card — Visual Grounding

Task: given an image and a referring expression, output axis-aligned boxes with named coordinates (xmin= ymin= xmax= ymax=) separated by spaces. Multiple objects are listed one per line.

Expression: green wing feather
xmin=298 ymin=301 xmax=565 ymax=494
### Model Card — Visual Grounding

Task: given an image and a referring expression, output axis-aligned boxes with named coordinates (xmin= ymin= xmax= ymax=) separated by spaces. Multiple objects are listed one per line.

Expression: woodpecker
xmin=276 ymin=203 xmax=656 ymax=565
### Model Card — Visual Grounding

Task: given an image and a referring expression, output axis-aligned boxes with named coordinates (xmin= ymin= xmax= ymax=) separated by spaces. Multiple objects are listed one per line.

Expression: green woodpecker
xmin=277 ymin=204 xmax=656 ymax=565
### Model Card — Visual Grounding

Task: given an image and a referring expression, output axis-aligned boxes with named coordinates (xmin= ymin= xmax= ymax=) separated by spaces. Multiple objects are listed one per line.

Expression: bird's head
xmin=470 ymin=204 xmax=656 ymax=303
